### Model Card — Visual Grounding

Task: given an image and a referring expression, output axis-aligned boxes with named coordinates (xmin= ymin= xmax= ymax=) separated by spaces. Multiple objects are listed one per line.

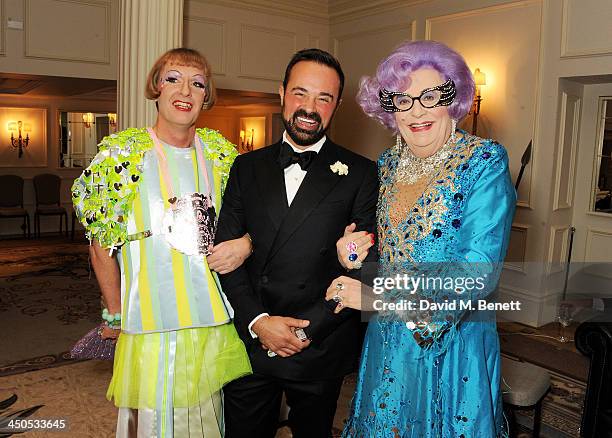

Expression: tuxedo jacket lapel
xmin=266 ymin=140 xmax=341 ymax=262
xmin=254 ymin=142 xmax=288 ymax=231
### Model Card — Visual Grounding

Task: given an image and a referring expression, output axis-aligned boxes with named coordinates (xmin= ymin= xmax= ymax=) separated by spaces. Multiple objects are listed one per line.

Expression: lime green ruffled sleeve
xmin=71 ymin=128 xmax=153 ymax=249
xmin=72 ymin=127 xmax=236 ymax=249
xmin=196 ymin=128 xmax=238 ymax=196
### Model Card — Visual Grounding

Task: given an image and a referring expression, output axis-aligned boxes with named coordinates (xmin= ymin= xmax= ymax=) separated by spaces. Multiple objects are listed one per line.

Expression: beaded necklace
xmin=394 ymin=129 xmax=457 ymax=185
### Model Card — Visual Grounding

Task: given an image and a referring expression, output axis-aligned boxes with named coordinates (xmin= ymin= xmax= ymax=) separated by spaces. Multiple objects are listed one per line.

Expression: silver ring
xmin=335 ymin=282 xmax=345 ymax=291
xmin=294 ymin=328 xmax=308 ymax=341
xmin=267 ymin=349 xmax=277 ymax=357
xmin=352 ymin=260 xmax=363 ymax=270
xmin=332 ymin=293 xmax=343 ymax=303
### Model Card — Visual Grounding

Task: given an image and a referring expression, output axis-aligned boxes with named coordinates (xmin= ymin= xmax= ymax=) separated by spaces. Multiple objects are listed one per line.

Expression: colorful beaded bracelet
xmin=102 ymin=308 xmax=121 ymax=327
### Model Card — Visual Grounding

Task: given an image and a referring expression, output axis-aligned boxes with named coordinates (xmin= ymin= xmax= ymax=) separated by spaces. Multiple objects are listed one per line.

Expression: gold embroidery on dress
xmin=388 ymin=177 xmax=429 ymax=229
xmin=379 ymin=132 xmax=484 ymax=264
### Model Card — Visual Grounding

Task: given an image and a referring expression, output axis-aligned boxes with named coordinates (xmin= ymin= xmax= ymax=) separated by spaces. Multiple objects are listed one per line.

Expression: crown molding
xmin=188 ymin=0 xmax=329 ymax=24
xmin=329 ymin=0 xmax=431 ymax=24
xmin=187 ymin=0 xmax=436 ymax=27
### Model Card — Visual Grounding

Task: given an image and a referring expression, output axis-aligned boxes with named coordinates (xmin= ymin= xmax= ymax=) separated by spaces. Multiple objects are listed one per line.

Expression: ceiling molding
xmin=188 ymin=0 xmax=329 ymax=24
xmin=329 ymin=0 xmax=431 ymax=24
xmin=215 ymin=88 xmax=279 ymax=107
xmin=0 ymin=78 xmax=44 ymax=95
xmin=0 ymin=73 xmax=116 ymax=99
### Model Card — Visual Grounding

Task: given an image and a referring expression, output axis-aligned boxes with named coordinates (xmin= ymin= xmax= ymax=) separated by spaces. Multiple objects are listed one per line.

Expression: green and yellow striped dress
xmin=105 ymin=138 xmax=250 ymax=436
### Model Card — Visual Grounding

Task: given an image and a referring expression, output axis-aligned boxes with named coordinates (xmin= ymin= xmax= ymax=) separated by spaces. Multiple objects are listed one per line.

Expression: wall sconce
xmin=8 ymin=120 xmax=31 ymax=158
xmin=108 ymin=113 xmax=117 ymax=129
xmin=240 ymin=128 xmax=255 ymax=151
xmin=471 ymin=68 xmax=487 ymax=135
xmin=82 ymin=112 xmax=94 ymax=128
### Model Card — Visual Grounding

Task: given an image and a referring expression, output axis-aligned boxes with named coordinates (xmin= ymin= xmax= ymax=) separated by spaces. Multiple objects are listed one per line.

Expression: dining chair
xmin=0 ymin=175 xmax=30 ymax=238
xmin=33 ymin=173 xmax=68 ymax=237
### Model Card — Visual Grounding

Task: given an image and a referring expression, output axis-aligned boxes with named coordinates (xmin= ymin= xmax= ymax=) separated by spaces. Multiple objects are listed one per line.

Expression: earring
xmin=396 ymin=134 xmax=404 ymax=149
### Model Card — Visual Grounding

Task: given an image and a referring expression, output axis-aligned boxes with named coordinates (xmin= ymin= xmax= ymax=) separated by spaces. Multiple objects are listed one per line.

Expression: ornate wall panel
xmin=0 ymin=0 xmax=5 ymax=56
xmin=184 ymin=16 xmax=227 ymax=75
xmin=548 ymin=225 xmax=570 ymax=274
xmin=561 ymin=0 xmax=612 ymax=58
xmin=585 ymin=228 xmax=612 ymax=263
xmin=25 ymin=0 xmax=110 ymax=64
xmin=505 ymin=224 xmax=529 ymax=273
xmin=239 ymin=24 xmax=296 ymax=81
xmin=553 ymin=92 xmax=581 ymax=210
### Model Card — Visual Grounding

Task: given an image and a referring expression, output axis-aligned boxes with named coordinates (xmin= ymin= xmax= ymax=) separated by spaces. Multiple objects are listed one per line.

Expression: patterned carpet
xmin=0 ymin=362 xmax=581 ymax=438
xmin=0 ymin=238 xmax=587 ymax=437
xmin=0 ymin=360 xmax=117 ymax=437
xmin=0 ymin=240 xmax=89 ymax=277
xmin=0 ymin=238 xmax=100 ymax=369
xmin=539 ymin=371 xmax=584 ymax=437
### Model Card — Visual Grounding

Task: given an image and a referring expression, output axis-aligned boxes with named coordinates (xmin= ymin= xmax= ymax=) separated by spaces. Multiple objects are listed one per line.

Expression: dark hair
xmin=282 ymin=48 xmax=345 ymax=100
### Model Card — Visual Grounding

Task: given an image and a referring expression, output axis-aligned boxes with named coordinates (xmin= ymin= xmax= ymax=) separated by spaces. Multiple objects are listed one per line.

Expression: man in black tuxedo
xmin=216 ymin=48 xmax=378 ymax=438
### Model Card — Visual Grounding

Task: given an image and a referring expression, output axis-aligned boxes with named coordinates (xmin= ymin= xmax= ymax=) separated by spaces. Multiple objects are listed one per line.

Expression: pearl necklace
xmin=394 ymin=130 xmax=457 ymax=185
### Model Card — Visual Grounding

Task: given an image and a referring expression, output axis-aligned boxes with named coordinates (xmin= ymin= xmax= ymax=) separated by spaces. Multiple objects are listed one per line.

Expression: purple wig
xmin=357 ymin=40 xmax=475 ymax=132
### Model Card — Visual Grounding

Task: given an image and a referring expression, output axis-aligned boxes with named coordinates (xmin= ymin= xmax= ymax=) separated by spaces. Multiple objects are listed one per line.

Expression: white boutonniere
xmin=330 ymin=161 xmax=349 ymax=176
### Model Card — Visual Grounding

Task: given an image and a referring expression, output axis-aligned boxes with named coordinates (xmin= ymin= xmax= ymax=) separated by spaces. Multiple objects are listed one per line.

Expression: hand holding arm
xmin=298 ymin=159 xmax=379 ymax=342
xmin=216 ymin=158 xmax=269 ymax=330
xmin=325 ymin=276 xmax=363 ymax=313
xmin=336 ymin=223 xmax=375 ymax=270
xmin=208 ymin=233 xmax=253 ymax=274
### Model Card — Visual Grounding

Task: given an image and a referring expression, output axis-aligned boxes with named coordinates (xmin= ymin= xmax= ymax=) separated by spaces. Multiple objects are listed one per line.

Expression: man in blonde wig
xmin=72 ymin=48 xmax=252 ymax=437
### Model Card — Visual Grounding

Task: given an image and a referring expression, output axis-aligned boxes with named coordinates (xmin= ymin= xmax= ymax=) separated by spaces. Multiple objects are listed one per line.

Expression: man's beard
xmin=282 ymin=108 xmax=327 ymax=146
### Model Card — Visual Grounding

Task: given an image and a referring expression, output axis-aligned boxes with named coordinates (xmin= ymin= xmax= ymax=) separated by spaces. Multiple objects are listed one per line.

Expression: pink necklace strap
xmin=147 ymin=128 xmax=212 ymax=205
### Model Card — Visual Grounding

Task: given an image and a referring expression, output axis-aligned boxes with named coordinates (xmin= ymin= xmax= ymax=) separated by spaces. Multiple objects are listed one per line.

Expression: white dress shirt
xmin=282 ymin=132 xmax=326 ymax=205
xmin=248 ymin=132 xmax=327 ymax=338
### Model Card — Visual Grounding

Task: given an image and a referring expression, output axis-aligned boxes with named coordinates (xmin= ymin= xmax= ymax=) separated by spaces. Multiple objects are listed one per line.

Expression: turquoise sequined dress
xmin=343 ymin=131 xmax=515 ymax=437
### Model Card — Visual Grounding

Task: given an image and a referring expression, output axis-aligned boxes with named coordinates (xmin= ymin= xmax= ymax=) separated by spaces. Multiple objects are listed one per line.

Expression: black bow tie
xmin=278 ymin=142 xmax=317 ymax=171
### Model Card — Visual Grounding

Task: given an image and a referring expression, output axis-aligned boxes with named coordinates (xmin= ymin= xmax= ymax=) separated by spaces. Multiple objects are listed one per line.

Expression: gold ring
xmin=335 ymin=282 xmax=345 ymax=291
